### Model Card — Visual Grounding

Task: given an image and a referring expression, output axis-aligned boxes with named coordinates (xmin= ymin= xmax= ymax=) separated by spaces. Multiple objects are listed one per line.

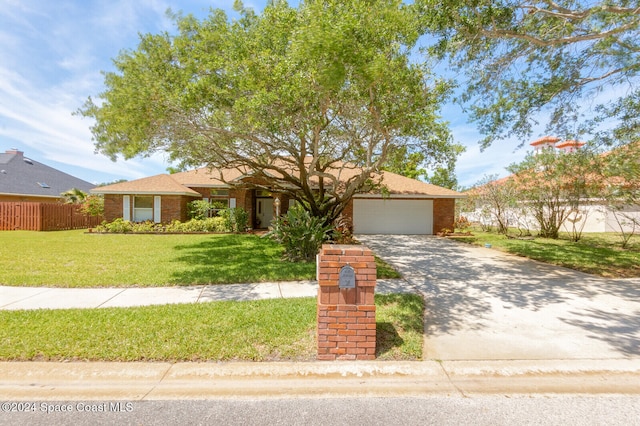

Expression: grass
xmin=375 ymin=255 xmax=402 ymax=279
xmin=374 ymin=293 xmax=424 ymax=360
xmin=0 ymin=294 xmax=423 ymax=361
xmin=449 ymin=229 xmax=640 ymax=278
xmin=0 ymin=230 xmax=400 ymax=287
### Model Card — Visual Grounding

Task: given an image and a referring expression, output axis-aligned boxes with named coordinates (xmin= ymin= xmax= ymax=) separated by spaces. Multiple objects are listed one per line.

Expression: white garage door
xmin=353 ymin=199 xmax=433 ymax=234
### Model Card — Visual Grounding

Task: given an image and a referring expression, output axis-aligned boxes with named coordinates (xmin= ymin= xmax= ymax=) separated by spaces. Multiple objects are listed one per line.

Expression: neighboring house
xmin=0 ymin=149 xmax=95 ymax=203
xmin=466 ymin=138 xmax=640 ymax=234
xmin=92 ymin=162 xmax=466 ymax=235
xmin=530 ymin=136 xmax=585 ymax=154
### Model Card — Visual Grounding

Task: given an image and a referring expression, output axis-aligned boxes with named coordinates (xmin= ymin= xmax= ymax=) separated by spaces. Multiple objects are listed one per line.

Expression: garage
xmin=352 ymin=198 xmax=433 ymax=235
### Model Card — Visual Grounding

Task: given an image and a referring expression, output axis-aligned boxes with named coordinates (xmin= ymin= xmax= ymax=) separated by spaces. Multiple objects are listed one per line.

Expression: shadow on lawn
xmin=502 ymin=239 xmax=640 ymax=278
xmin=168 ymin=234 xmax=315 ymax=285
xmin=376 ymin=322 xmax=403 ymax=357
xmin=375 ymin=294 xmax=424 ymax=359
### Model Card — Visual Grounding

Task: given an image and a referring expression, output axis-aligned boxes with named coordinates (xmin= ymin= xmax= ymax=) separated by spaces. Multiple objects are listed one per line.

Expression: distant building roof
xmin=555 ymin=140 xmax=585 ymax=150
xmin=0 ymin=149 xmax=95 ymax=199
xmin=530 ymin=136 xmax=561 ymax=146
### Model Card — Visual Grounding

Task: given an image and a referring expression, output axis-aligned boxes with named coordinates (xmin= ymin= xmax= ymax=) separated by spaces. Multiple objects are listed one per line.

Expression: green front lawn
xmin=0 ymin=294 xmax=423 ymax=361
xmin=0 ymin=231 xmax=315 ymax=287
xmin=0 ymin=230 xmax=400 ymax=287
xmin=449 ymin=230 xmax=640 ymax=278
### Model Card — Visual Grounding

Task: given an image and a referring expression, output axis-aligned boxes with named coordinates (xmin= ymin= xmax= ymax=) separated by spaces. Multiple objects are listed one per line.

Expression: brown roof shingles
xmin=93 ymin=163 xmax=465 ymax=198
xmin=92 ymin=174 xmax=202 ymax=196
xmin=373 ymin=171 xmax=463 ymax=197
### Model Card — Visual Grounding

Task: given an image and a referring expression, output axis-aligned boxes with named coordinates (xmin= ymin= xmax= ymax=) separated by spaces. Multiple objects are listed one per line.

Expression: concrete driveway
xmin=357 ymin=235 xmax=640 ymax=361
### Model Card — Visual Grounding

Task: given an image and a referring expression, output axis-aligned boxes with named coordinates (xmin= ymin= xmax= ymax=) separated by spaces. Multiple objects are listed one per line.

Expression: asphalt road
xmin=3 ymin=397 xmax=640 ymax=426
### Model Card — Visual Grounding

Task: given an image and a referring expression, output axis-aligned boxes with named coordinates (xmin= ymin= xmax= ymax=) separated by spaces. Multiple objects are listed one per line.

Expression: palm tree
xmin=60 ymin=188 xmax=87 ymax=204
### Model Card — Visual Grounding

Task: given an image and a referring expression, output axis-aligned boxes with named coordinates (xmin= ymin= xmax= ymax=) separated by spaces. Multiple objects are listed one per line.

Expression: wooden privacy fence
xmin=0 ymin=202 xmax=103 ymax=231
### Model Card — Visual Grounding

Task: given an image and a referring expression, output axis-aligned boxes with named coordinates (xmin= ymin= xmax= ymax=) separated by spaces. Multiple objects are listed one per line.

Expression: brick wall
xmin=317 ymin=244 xmax=377 ymax=361
xmin=433 ymin=198 xmax=455 ymax=233
xmin=229 ymin=188 xmax=255 ymax=227
xmin=103 ymin=194 xmax=122 ymax=222
xmin=190 ymin=187 xmax=211 ymax=198
xmin=162 ymin=195 xmax=192 ymax=222
xmin=340 ymin=199 xmax=354 ymax=231
xmin=103 ymin=194 xmax=195 ymax=223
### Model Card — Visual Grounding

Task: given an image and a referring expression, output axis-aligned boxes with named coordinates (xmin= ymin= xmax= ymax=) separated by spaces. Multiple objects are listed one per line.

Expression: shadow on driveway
xmin=357 ymin=235 xmax=640 ymax=360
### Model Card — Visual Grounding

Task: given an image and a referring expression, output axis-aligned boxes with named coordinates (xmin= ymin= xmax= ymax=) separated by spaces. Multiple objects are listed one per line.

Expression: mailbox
xmin=338 ymin=265 xmax=356 ymax=289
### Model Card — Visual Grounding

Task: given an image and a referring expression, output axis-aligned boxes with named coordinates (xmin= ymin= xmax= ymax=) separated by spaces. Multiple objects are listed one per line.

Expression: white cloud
xmin=0 ymin=0 xmax=196 ymax=184
xmin=0 ymin=0 xmax=544 ymax=189
xmin=0 ymin=63 xmax=171 ymax=182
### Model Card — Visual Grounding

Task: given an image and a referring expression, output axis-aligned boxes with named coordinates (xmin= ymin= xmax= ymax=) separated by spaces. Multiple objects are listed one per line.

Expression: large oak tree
xmin=79 ymin=0 xmax=457 ymax=223
xmin=419 ymin=0 xmax=640 ymax=148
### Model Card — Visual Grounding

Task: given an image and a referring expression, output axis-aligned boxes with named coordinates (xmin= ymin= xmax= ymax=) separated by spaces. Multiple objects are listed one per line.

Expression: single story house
xmin=0 ymin=148 xmax=95 ymax=203
xmin=92 ymin=162 xmax=466 ymax=235
xmin=465 ymin=138 xmax=640 ymax=234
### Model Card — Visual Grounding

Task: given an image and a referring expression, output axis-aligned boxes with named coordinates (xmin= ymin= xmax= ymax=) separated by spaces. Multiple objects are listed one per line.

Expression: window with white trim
xmin=208 ymin=189 xmax=229 ymax=217
xmin=133 ymin=196 xmax=154 ymax=222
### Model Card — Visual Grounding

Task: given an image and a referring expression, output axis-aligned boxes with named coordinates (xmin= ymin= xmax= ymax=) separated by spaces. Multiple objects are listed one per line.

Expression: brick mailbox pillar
xmin=317 ymin=244 xmax=376 ymax=361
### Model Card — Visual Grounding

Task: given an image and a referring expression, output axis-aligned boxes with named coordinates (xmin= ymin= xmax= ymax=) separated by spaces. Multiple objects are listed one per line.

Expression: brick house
xmin=92 ymin=163 xmax=465 ymax=235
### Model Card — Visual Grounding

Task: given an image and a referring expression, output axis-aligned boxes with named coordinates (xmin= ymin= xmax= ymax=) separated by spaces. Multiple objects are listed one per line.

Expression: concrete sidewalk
xmin=0 ymin=281 xmax=316 ymax=310
xmin=0 ymin=279 xmax=410 ymax=310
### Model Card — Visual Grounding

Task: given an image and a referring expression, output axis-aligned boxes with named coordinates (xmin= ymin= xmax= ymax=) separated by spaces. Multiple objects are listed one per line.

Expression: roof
xmin=93 ymin=160 xmax=465 ymax=199
xmin=374 ymin=170 xmax=463 ymax=197
xmin=335 ymin=165 xmax=463 ymax=197
xmin=530 ymin=136 xmax=560 ymax=146
xmin=555 ymin=140 xmax=585 ymax=149
xmin=0 ymin=149 xmax=95 ymax=199
xmin=92 ymin=174 xmax=202 ymax=196
xmin=171 ymin=167 xmax=247 ymax=187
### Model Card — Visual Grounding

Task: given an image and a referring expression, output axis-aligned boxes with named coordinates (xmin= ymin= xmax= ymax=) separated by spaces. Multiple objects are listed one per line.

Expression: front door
xmin=256 ymin=198 xmax=274 ymax=229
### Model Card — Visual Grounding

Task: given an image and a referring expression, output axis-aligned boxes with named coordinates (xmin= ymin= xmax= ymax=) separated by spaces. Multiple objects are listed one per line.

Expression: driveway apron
xmin=357 ymin=235 xmax=640 ymax=361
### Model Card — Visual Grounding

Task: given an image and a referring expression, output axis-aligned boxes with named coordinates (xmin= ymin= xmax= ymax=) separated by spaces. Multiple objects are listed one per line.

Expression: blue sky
xmin=0 ymin=0 xmax=533 ymax=188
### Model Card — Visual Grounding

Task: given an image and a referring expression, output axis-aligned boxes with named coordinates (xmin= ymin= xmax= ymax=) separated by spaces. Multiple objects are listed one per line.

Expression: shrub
xmin=331 ymin=214 xmax=357 ymax=244
xmin=80 ymin=195 xmax=104 ymax=217
xmin=454 ymin=216 xmax=471 ymax=232
xmin=94 ymin=217 xmax=227 ymax=233
xmin=220 ymin=207 xmax=250 ymax=233
xmin=269 ymin=204 xmax=331 ymax=262
xmin=165 ymin=217 xmax=226 ymax=232
xmin=439 ymin=228 xmax=453 ymax=236
xmin=203 ymin=217 xmax=227 ymax=232
xmin=188 ymin=200 xmax=212 ymax=220
xmin=190 ymin=217 xmax=226 ymax=232
xmin=95 ymin=218 xmax=134 ymax=233
xmin=130 ymin=221 xmax=158 ymax=233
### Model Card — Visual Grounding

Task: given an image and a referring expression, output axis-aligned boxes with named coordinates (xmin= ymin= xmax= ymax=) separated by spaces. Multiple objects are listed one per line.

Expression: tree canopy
xmin=79 ymin=0 xmax=459 ymax=222
xmin=419 ymin=0 xmax=640 ymax=148
xmin=507 ymin=147 xmax=601 ymax=239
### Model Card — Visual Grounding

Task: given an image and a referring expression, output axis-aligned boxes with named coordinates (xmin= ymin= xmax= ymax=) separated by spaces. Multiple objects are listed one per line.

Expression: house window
xmin=208 ymin=189 xmax=229 ymax=217
xmin=133 ymin=196 xmax=154 ymax=222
